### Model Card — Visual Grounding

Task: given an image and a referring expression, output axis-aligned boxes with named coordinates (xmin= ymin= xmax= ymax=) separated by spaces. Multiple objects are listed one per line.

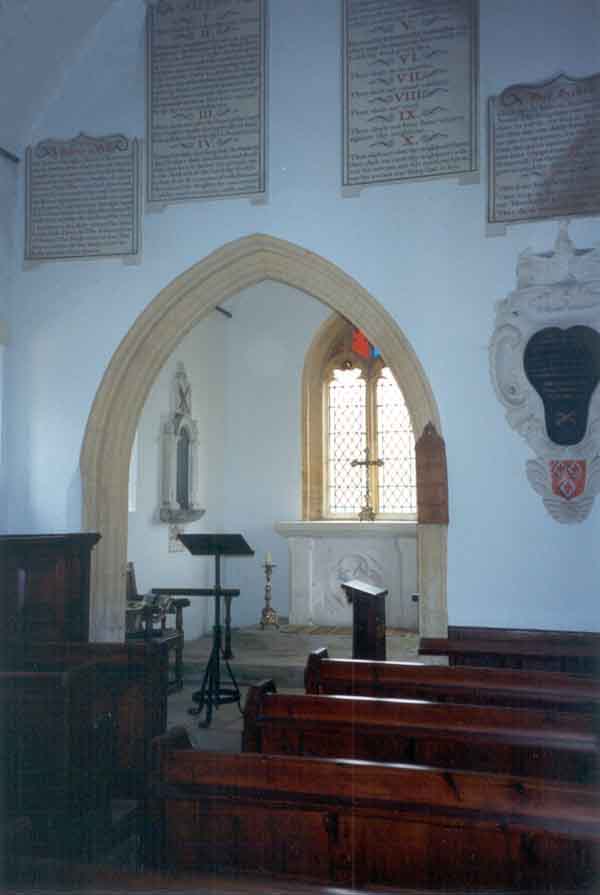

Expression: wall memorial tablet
xmin=489 ymin=72 xmax=600 ymax=225
xmin=146 ymin=0 xmax=265 ymax=205
xmin=524 ymin=326 xmax=600 ymax=447
xmin=489 ymin=223 xmax=600 ymax=523
xmin=25 ymin=133 xmax=142 ymax=262
xmin=343 ymin=0 xmax=479 ymax=188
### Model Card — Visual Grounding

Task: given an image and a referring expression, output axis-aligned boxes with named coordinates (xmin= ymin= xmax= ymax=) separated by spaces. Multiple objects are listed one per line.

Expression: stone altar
xmin=274 ymin=521 xmax=417 ymax=630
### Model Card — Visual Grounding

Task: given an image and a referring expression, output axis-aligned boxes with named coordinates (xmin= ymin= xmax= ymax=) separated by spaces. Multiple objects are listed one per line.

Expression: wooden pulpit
xmin=341 ymin=579 xmax=388 ymax=660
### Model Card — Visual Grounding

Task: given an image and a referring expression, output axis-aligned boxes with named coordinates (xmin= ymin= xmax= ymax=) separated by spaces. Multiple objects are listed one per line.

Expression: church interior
xmin=1 ymin=0 xmax=599 ymax=892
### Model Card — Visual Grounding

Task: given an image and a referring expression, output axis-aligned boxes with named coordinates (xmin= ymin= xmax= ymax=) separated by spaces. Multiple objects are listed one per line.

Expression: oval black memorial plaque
xmin=524 ymin=326 xmax=600 ymax=446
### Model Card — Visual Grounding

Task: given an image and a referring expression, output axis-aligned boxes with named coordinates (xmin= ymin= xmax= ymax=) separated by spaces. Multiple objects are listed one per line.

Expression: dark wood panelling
xmin=0 ymin=533 xmax=100 ymax=643
xmin=415 ymin=422 xmax=448 ymax=524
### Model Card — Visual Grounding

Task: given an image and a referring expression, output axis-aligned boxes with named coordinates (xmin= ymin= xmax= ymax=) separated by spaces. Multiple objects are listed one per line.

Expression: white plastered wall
xmin=0 ymin=157 xmax=17 ymax=533
xmin=218 ymin=282 xmax=330 ymax=627
xmin=130 ymin=281 xmax=331 ymax=630
xmin=3 ymin=0 xmax=599 ymax=633
xmin=127 ymin=312 xmax=229 ymax=639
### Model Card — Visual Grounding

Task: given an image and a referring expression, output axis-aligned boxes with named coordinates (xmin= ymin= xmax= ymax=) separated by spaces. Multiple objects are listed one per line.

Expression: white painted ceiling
xmin=0 ymin=0 xmax=118 ymax=155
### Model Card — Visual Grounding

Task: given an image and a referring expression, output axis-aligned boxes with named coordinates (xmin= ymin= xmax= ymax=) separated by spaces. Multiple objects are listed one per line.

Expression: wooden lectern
xmin=341 ymin=579 xmax=388 ymax=660
xmin=178 ymin=533 xmax=254 ymax=727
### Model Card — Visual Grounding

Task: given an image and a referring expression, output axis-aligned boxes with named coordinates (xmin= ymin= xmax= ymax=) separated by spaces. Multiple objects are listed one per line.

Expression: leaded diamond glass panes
xmin=327 ymin=368 xmax=367 ymax=514
xmin=376 ymin=367 xmax=416 ymax=514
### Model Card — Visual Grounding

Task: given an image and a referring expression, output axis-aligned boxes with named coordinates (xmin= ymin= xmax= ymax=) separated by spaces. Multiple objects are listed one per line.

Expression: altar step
xmin=182 ymin=624 xmax=420 ymax=690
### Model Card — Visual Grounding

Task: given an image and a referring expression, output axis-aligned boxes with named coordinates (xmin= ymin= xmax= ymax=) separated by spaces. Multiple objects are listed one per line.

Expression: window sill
xmin=275 ymin=520 xmax=417 ymax=538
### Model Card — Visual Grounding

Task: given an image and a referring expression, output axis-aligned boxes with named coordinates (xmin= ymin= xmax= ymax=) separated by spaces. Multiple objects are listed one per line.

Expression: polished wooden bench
xmin=449 ymin=625 xmax=600 ymax=646
xmin=0 ymin=656 xmax=119 ymax=861
xmin=0 ymin=637 xmax=169 ymax=866
xmin=149 ymin=729 xmax=600 ymax=891
xmin=243 ymin=679 xmax=598 ymax=782
xmin=419 ymin=635 xmax=600 ymax=676
xmin=305 ymin=648 xmax=600 ymax=713
xmin=9 ymin=639 xmax=170 ymax=799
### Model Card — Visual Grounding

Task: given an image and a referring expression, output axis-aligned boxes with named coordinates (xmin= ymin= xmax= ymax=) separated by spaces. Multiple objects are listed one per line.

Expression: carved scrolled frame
xmin=489 ymin=224 xmax=600 ymax=523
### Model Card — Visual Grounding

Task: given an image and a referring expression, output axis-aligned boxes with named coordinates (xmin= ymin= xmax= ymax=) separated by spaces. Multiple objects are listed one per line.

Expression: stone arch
xmin=81 ymin=234 xmax=448 ymax=641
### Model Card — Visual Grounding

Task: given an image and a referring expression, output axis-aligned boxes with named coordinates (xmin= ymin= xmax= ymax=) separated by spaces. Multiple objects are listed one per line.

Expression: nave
xmin=2 ymin=532 xmax=599 ymax=893
xmin=4 ymin=617 xmax=600 ymax=893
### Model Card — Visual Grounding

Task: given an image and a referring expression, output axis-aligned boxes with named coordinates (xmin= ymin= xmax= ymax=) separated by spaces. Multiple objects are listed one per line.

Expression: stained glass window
xmin=326 ymin=363 xmax=416 ymax=517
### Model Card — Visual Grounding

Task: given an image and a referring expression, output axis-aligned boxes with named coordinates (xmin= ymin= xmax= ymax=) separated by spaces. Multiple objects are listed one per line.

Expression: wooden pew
xmin=243 ymin=680 xmax=598 ymax=782
xmin=0 ymin=638 xmax=168 ymax=865
xmin=419 ymin=635 xmax=600 ymax=675
xmin=149 ymin=729 xmax=600 ymax=891
xmin=0 ymin=658 xmax=116 ymax=861
xmin=305 ymin=648 xmax=600 ymax=713
xmin=448 ymin=625 xmax=600 ymax=649
xmin=3 ymin=639 xmax=169 ymax=799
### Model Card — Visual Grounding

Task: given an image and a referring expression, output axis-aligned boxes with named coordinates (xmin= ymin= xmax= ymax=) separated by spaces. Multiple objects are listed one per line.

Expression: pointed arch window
xmin=304 ymin=318 xmax=417 ymax=520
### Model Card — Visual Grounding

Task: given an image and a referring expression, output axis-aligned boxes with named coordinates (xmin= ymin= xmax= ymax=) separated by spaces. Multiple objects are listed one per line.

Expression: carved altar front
xmin=275 ymin=521 xmax=417 ymax=630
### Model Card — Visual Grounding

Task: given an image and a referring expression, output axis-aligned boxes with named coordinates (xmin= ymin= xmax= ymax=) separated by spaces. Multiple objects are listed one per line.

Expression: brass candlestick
xmin=260 ymin=560 xmax=279 ymax=629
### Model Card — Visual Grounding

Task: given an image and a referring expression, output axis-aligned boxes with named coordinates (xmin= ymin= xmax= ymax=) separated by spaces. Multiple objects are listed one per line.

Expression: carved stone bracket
xmin=159 ymin=362 xmax=205 ymax=524
xmin=489 ymin=223 xmax=600 ymax=523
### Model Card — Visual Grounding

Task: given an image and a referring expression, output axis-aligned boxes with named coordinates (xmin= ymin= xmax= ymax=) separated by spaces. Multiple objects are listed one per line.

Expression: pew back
xmin=1 ymin=639 xmax=168 ymax=799
xmin=419 ymin=636 xmax=600 ymax=675
xmin=243 ymin=681 xmax=599 ymax=782
xmin=305 ymin=648 xmax=600 ymax=713
xmin=150 ymin=734 xmax=600 ymax=891
xmin=0 ymin=660 xmax=114 ymax=859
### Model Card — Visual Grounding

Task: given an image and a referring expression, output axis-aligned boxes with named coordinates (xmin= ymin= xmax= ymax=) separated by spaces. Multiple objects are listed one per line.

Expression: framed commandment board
xmin=488 ymin=72 xmax=600 ymax=225
xmin=146 ymin=0 xmax=266 ymax=206
xmin=342 ymin=0 xmax=479 ymax=189
xmin=25 ymin=133 xmax=142 ymax=263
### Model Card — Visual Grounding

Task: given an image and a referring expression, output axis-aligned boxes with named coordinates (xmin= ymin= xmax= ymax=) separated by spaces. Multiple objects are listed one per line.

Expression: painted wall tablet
xmin=25 ymin=133 xmax=142 ymax=262
xmin=489 ymin=73 xmax=600 ymax=225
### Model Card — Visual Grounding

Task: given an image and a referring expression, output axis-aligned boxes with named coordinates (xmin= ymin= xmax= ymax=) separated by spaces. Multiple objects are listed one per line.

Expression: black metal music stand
xmin=179 ymin=533 xmax=254 ymax=727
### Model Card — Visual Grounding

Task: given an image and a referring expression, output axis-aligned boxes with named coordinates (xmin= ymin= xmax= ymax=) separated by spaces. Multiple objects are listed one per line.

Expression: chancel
xmin=1 ymin=0 xmax=599 ymax=892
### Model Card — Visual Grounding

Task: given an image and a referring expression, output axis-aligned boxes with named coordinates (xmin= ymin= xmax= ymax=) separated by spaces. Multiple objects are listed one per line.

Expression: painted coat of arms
xmin=489 ymin=224 xmax=600 ymax=523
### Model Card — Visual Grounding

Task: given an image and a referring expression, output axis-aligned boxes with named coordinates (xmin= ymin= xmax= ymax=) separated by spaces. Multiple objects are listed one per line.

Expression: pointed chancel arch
xmin=81 ymin=234 xmax=448 ymax=641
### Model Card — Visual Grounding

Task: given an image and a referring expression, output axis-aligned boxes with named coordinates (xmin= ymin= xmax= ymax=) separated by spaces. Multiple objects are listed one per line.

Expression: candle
xmin=265 ymin=551 xmax=272 ymax=565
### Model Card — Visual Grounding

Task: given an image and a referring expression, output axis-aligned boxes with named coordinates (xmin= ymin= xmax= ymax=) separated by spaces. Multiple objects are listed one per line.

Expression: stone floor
xmin=169 ymin=624 xmax=420 ymax=751
xmin=182 ymin=622 xmax=419 ymax=685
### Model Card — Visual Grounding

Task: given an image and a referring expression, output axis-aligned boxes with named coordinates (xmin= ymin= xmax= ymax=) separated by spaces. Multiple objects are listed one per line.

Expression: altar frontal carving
xmin=490 ymin=223 xmax=600 ymax=522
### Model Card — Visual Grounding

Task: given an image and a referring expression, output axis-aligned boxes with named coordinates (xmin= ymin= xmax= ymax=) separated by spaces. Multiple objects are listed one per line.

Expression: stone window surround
xmin=80 ymin=234 xmax=448 ymax=641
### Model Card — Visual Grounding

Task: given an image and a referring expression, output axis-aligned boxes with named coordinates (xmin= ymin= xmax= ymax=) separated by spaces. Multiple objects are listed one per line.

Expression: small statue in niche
xmin=174 ymin=361 xmax=191 ymax=417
